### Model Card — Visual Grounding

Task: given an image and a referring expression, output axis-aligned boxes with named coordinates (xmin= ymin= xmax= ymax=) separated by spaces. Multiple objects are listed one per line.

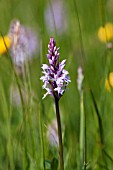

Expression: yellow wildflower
xmin=109 ymin=72 xmax=113 ymax=87
xmin=105 ymin=79 xmax=111 ymax=92
xmin=98 ymin=23 xmax=113 ymax=42
xmin=105 ymin=72 xmax=113 ymax=92
xmin=0 ymin=35 xmax=11 ymax=55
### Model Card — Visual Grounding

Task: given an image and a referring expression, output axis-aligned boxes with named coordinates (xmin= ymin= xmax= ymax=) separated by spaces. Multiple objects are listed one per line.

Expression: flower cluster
xmin=8 ymin=20 xmax=39 ymax=67
xmin=40 ymin=38 xmax=71 ymax=99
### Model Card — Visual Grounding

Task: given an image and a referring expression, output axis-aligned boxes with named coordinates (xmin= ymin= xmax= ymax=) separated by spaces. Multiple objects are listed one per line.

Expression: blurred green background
xmin=0 ymin=0 xmax=113 ymax=169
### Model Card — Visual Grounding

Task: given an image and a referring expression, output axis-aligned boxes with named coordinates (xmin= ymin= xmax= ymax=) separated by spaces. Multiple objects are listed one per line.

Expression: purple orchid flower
xmin=40 ymin=38 xmax=71 ymax=99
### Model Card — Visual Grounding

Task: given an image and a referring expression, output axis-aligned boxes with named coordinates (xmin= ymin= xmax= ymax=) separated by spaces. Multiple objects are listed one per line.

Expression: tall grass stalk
xmin=90 ymin=90 xmax=109 ymax=169
xmin=99 ymin=0 xmax=106 ymax=26
xmin=39 ymin=39 xmax=45 ymax=170
xmin=0 ymin=80 xmax=15 ymax=169
xmin=90 ymin=90 xmax=104 ymax=145
xmin=1 ymin=33 xmax=27 ymax=169
xmin=39 ymin=105 xmax=45 ymax=170
xmin=79 ymin=90 xmax=86 ymax=170
xmin=73 ymin=0 xmax=85 ymax=65
xmin=99 ymin=0 xmax=110 ymax=115
xmin=100 ymin=50 xmax=111 ymax=116
xmin=23 ymin=60 xmax=40 ymax=168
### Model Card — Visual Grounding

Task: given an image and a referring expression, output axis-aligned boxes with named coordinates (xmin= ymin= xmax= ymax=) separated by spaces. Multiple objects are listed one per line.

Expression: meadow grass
xmin=0 ymin=0 xmax=113 ymax=169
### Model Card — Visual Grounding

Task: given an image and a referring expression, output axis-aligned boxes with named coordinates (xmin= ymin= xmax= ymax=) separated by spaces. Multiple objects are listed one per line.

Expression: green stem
xmin=79 ymin=91 xmax=86 ymax=170
xmin=0 ymin=80 xmax=15 ymax=170
xmin=84 ymin=98 xmax=86 ymax=170
xmin=54 ymin=97 xmax=64 ymax=170
xmin=99 ymin=0 xmax=106 ymax=26
xmin=73 ymin=0 xmax=85 ymax=65
xmin=39 ymin=104 xmax=45 ymax=170
xmin=39 ymin=39 xmax=45 ymax=170
xmin=100 ymin=51 xmax=111 ymax=116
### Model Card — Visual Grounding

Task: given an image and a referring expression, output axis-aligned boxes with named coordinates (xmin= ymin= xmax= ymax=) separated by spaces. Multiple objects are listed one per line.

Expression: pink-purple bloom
xmin=8 ymin=20 xmax=39 ymax=67
xmin=40 ymin=38 xmax=71 ymax=99
xmin=44 ymin=0 xmax=68 ymax=35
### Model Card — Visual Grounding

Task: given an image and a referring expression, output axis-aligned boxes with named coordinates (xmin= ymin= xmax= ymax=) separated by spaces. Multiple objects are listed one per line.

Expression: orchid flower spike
xmin=40 ymin=38 xmax=71 ymax=99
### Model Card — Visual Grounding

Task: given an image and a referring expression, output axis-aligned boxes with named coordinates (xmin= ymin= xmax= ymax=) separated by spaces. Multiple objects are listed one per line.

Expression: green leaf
xmin=51 ymin=158 xmax=58 ymax=170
